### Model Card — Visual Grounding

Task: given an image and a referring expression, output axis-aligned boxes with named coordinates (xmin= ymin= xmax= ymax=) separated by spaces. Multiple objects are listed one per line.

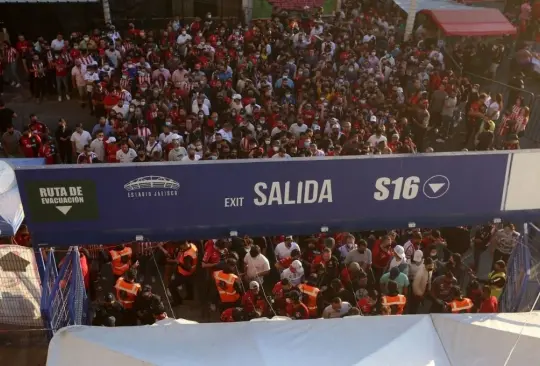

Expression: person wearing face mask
xmin=89 ymin=130 xmax=106 ymax=161
xmin=105 ymin=44 xmax=121 ymax=68
xmin=243 ymin=245 xmax=270 ymax=286
xmin=339 ymin=234 xmax=357 ymax=261
xmin=168 ymin=134 xmax=187 ymax=161
xmin=152 ymin=63 xmax=171 ymax=82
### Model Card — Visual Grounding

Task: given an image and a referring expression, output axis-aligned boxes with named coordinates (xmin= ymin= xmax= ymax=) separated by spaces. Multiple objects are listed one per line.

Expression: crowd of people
xmin=0 ymin=1 xmax=527 ymax=161
xmin=85 ymin=221 xmax=516 ymax=326
xmin=0 ymin=0 xmax=527 ymax=326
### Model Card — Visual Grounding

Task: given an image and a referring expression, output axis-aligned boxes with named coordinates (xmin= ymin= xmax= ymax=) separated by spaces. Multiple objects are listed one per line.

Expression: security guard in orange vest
xmin=447 ymin=286 xmax=474 ymax=314
xmin=213 ymin=258 xmax=242 ymax=310
xmin=168 ymin=241 xmax=198 ymax=306
xmin=298 ymin=276 xmax=321 ymax=318
xmin=114 ymin=268 xmax=141 ymax=325
xmin=102 ymin=244 xmax=135 ymax=280
xmin=381 ymin=280 xmax=407 ymax=315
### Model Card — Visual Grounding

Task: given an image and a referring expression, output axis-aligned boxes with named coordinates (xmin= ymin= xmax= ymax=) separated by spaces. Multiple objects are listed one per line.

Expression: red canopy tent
xmin=421 ymin=8 xmax=517 ymax=36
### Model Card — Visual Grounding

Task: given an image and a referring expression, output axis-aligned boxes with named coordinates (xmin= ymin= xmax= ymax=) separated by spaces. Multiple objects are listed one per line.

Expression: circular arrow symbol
xmin=422 ymin=175 xmax=450 ymax=199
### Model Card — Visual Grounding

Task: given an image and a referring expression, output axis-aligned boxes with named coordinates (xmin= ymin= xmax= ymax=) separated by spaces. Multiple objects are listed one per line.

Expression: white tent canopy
xmin=47 ymin=313 xmax=540 ymax=366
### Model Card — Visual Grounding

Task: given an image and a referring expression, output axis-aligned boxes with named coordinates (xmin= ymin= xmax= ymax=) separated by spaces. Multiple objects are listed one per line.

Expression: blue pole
xmin=34 ymin=243 xmax=46 ymax=282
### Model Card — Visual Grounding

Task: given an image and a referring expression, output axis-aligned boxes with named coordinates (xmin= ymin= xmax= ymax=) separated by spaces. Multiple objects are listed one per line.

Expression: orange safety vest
xmin=213 ymin=270 xmax=240 ymax=303
xmin=110 ymin=247 xmax=132 ymax=276
xmin=449 ymin=298 xmax=473 ymax=314
xmin=382 ymin=294 xmax=407 ymax=315
xmin=177 ymin=244 xmax=198 ymax=276
xmin=114 ymin=277 xmax=141 ymax=309
xmin=298 ymin=283 xmax=320 ymax=317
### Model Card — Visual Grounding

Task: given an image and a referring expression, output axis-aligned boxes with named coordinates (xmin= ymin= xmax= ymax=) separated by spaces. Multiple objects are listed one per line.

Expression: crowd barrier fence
xmin=40 ymin=247 xmax=89 ymax=338
xmin=500 ymin=223 xmax=540 ymax=312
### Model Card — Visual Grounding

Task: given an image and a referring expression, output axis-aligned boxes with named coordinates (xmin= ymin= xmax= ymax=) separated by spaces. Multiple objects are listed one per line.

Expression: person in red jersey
xmin=479 ymin=285 xmax=499 ymax=313
xmin=285 ymin=290 xmax=310 ymax=320
xmin=220 ymin=307 xmax=246 ymax=322
xmin=19 ymin=127 xmax=42 ymax=157
xmin=38 ymin=136 xmax=57 ymax=164
xmin=29 ymin=114 xmax=49 ymax=139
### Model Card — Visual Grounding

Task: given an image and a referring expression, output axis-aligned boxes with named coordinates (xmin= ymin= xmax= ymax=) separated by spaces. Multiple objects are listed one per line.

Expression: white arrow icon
xmin=429 ymin=183 xmax=445 ymax=194
xmin=55 ymin=206 xmax=72 ymax=215
xmin=422 ymin=175 xmax=450 ymax=199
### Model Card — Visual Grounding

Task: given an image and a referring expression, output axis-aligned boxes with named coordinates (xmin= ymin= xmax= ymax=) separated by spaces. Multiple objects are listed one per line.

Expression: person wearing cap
xmin=241 ymin=281 xmax=267 ymax=316
xmin=213 ymin=258 xmax=242 ymax=310
xmin=410 ymin=257 xmax=435 ymax=314
xmin=285 ymin=290 xmax=310 ymax=320
xmin=281 ymin=259 xmax=305 ymax=286
xmin=380 ymin=267 xmax=409 ymax=296
xmin=387 ymin=244 xmax=409 ymax=276
xmin=167 ymin=133 xmax=187 ymax=161
xmin=274 ymin=236 xmax=300 ymax=261
xmin=381 ymin=280 xmax=407 ymax=315
xmin=408 ymin=249 xmax=425 ymax=283
xmin=133 ymin=284 xmax=158 ymax=325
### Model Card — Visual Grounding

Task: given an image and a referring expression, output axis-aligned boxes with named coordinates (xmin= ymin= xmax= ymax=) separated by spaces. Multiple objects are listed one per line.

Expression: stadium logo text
xmin=124 ymin=176 xmax=180 ymax=198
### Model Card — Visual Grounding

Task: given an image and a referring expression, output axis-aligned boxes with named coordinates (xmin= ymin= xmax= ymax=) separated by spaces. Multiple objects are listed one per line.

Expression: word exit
xmin=225 ymin=197 xmax=245 ymax=207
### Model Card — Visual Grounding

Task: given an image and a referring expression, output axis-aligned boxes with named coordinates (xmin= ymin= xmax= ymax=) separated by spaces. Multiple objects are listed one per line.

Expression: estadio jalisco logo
xmin=124 ymin=176 xmax=180 ymax=198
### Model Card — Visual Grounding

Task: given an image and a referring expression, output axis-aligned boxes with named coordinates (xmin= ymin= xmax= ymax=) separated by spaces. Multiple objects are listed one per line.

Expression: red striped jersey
xmin=61 ymin=52 xmax=73 ymax=65
xmin=6 ymin=47 xmax=18 ymax=63
xmin=137 ymin=74 xmax=151 ymax=87
xmin=120 ymin=78 xmax=131 ymax=90
xmin=79 ymin=55 xmax=95 ymax=66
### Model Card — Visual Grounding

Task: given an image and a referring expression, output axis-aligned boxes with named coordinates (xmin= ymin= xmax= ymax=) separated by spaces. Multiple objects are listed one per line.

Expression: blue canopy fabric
xmin=0 ymin=158 xmax=45 ymax=236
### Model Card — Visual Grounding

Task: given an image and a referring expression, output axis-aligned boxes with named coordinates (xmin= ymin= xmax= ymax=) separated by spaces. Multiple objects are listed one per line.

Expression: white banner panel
xmin=0 ymin=245 xmax=42 ymax=327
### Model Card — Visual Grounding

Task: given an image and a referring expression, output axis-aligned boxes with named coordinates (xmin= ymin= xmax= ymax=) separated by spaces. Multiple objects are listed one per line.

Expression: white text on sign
xmin=39 ymin=187 xmax=85 ymax=205
xmin=374 ymin=177 xmax=420 ymax=201
xmin=225 ymin=197 xmax=245 ymax=207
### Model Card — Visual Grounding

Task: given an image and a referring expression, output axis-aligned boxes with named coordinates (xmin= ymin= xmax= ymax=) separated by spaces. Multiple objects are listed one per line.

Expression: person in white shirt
xmin=159 ymin=126 xmax=177 ymax=146
xmin=217 ymin=123 xmax=233 ymax=143
xmin=322 ymin=298 xmax=353 ymax=318
xmin=309 ymin=143 xmax=325 ymax=157
xmin=271 ymin=147 xmax=291 ymax=160
xmin=168 ymin=134 xmax=187 ymax=161
xmin=112 ymin=100 xmax=129 ymax=117
xmin=116 ymin=142 xmax=137 ymax=162
xmin=367 ymin=127 xmax=388 ymax=148
xmin=289 ymin=119 xmax=308 ymax=137
xmin=274 ymin=236 xmax=300 ymax=260
xmin=89 ymin=131 xmax=106 ymax=161
xmin=244 ymin=245 xmax=271 ymax=285
xmin=145 ymin=135 xmax=162 ymax=159
xmin=83 ymin=67 xmax=100 ymax=96
xmin=181 ymin=146 xmax=201 ymax=162
xmin=70 ymin=123 xmax=92 ymax=154
xmin=50 ymin=34 xmax=65 ymax=51
xmin=176 ymin=30 xmax=192 ymax=46
xmin=281 ymin=260 xmax=304 ymax=286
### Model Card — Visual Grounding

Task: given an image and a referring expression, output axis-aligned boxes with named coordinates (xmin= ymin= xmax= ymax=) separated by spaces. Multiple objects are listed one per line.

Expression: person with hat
xmin=241 ymin=280 xmax=267 ymax=316
xmin=380 ymin=267 xmax=409 ymax=296
xmin=387 ymin=244 xmax=409 ymax=276
xmin=274 ymin=236 xmax=300 ymax=261
xmin=281 ymin=259 xmax=305 ymax=286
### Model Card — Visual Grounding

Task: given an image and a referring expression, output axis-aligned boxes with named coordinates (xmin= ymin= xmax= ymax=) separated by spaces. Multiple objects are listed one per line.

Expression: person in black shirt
xmin=133 ymin=148 xmax=150 ymax=162
xmin=0 ymin=100 xmax=16 ymax=136
xmin=54 ymin=118 xmax=73 ymax=163
xmin=93 ymin=292 xmax=124 ymax=326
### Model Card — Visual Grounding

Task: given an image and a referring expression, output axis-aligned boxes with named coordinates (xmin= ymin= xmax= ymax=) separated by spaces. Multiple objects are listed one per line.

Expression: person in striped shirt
xmin=2 ymin=42 xmax=21 ymax=88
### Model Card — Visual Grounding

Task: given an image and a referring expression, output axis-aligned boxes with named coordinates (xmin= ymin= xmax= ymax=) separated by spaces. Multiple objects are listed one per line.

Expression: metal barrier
xmin=500 ymin=223 xmax=540 ymax=312
xmin=40 ymin=247 xmax=88 ymax=336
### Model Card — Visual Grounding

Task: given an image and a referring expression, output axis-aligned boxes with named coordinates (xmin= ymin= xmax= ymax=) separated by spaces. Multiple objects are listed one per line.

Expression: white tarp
xmin=47 ymin=313 xmax=540 ymax=366
xmin=0 ymin=245 xmax=42 ymax=327
xmin=47 ymin=315 xmax=450 ymax=366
